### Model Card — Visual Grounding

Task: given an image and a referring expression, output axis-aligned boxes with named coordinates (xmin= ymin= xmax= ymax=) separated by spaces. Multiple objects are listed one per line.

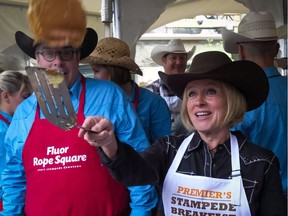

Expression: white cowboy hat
xmin=151 ymin=39 xmax=196 ymax=65
xmin=221 ymin=11 xmax=278 ymax=54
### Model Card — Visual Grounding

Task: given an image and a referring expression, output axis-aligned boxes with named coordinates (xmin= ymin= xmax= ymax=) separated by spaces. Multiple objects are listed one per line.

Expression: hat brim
xmin=81 ymin=56 xmax=143 ymax=75
xmin=159 ymin=60 xmax=269 ymax=111
xmin=152 ymin=45 xmax=196 ymax=66
xmin=15 ymin=28 xmax=98 ymax=60
xmin=221 ymin=28 xmax=278 ymax=54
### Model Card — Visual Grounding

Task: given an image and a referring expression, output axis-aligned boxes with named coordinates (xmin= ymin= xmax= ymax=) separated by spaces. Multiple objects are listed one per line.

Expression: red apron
xmin=0 ymin=114 xmax=10 ymax=212
xmin=22 ymin=77 xmax=130 ymax=216
xmin=0 ymin=114 xmax=10 ymax=125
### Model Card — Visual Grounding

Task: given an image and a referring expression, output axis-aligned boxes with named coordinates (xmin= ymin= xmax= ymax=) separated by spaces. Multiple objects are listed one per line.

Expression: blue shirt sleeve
xmin=132 ymin=84 xmax=171 ymax=145
xmin=0 ymin=112 xmax=11 ymax=201
xmin=1 ymin=97 xmax=36 ymax=215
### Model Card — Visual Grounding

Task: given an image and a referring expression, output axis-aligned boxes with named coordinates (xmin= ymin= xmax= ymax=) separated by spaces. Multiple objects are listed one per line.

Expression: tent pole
xmin=113 ymin=0 xmax=121 ymax=38
xmin=101 ymin=0 xmax=112 ymax=37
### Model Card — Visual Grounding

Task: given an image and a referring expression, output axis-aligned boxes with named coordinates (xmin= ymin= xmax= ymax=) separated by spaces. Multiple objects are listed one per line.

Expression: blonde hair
xmin=181 ymin=81 xmax=247 ymax=132
xmin=0 ymin=70 xmax=32 ymax=100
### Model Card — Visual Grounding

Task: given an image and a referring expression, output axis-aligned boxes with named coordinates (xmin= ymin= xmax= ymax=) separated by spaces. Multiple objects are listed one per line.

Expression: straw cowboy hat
xmin=151 ymin=39 xmax=196 ymax=65
xmin=221 ymin=11 xmax=278 ymax=54
xmin=159 ymin=51 xmax=269 ymax=111
xmin=82 ymin=37 xmax=142 ymax=75
xmin=15 ymin=28 xmax=98 ymax=60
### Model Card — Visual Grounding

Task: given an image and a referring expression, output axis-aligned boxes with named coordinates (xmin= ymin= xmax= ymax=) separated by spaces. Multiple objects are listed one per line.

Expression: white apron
xmin=162 ymin=133 xmax=251 ymax=216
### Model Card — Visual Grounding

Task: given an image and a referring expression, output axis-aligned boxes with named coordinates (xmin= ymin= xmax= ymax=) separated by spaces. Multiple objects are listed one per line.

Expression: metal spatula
xmin=25 ymin=66 xmax=95 ymax=132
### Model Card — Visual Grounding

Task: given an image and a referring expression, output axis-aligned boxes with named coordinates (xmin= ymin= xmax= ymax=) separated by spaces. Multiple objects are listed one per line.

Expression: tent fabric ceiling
xmin=147 ymin=0 xmax=249 ymax=31
xmin=118 ymin=0 xmax=284 ymax=49
xmin=0 ymin=0 xmax=285 ymax=70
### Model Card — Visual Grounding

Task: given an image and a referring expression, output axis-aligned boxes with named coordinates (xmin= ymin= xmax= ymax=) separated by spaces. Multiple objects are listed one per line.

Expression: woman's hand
xmin=78 ymin=116 xmax=118 ymax=158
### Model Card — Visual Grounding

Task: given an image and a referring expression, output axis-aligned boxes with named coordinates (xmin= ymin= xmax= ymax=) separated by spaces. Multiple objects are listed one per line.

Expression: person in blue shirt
xmin=222 ymin=11 xmax=287 ymax=198
xmin=0 ymin=70 xmax=32 ymax=212
xmin=82 ymin=37 xmax=172 ymax=145
xmin=1 ymin=28 xmax=158 ymax=216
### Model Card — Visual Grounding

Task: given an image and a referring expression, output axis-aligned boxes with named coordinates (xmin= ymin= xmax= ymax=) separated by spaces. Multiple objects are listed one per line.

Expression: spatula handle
xmin=75 ymin=125 xmax=99 ymax=133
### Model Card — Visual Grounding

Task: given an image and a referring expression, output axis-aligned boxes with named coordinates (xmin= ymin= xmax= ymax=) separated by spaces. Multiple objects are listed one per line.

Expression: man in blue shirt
xmin=1 ymin=28 xmax=157 ymax=216
xmin=222 ymin=11 xmax=287 ymax=197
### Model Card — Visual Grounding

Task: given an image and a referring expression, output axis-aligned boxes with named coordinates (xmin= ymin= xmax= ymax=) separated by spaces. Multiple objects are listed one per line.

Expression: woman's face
xmin=7 ymin=88 xmax=32 ymax=115
xmin=90 ymin=64 xmax=110 ymax=80
xmin=186 ymin=79 xmax=227 ymax=133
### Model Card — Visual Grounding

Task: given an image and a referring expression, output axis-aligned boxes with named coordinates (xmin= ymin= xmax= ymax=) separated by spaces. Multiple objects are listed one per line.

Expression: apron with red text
xmin=0 ymin=114 xmax=10 ymax=212
xmin=22 ymin=76 xmax=130 ymax=216
xmin=162 ymin=133 xmax=251 ymax=216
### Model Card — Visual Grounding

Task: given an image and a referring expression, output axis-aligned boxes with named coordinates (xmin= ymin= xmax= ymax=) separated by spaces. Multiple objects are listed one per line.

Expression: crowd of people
xmin=0 ymin=1 xmax=286 ymax=215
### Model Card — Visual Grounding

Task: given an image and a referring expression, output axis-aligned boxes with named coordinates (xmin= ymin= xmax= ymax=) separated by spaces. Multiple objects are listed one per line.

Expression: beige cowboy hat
xmin=151 ymin=39 xmax=196 ymax=65
xmin=81 ymin=37 xmax=142 ymax=75
xmin=221 ymin=11 xmax=278 ymax=54
xmin=159 ymin=51 xmax=269 ymax=111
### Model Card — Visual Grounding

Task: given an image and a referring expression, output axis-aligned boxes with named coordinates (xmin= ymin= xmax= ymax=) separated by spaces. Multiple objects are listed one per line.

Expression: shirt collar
xmin=263 ymin=66 xmax=281 ymax=78
xmin=188 ymin=131 xmax=232 ymax=152
xmin=69 ymin=74 xmax=82 ymax=99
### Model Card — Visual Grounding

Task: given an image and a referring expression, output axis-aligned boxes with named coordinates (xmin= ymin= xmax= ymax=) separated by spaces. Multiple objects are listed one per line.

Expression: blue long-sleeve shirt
xmin=1 ymin=75 xmax=157 ymax=216
xmin=232 ymin=67 xmax=287 ymax=195
xmin=0 ymin=111 xmax=12 ymax=202
xmin=130 ymin=81 xmax=171 ymax=144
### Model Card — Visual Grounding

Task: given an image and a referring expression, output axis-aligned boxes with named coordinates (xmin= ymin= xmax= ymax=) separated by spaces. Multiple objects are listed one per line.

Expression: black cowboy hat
xmin=15 ymin=28 xmax=98 ymax=60
xmin=159 ymin=51 xmax=269 ymax=111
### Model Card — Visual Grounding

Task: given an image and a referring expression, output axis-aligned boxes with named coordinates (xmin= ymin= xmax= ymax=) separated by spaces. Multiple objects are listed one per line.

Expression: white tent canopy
xmin=0 ymin=0 xmax=286 ymax=70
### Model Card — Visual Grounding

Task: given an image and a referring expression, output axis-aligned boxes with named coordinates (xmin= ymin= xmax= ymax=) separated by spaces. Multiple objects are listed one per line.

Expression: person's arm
xmin=258 ymin=155 xmax=286 ymax=215
xmin=1 ymin=97 xmax=35 ymax=216
xmin=1 ymin=152 xmax=26 ymax=215
xmin=79 ymin=116 xmax=157 ymax=216
xmin=1 ymin=124 xmax=27 ymax=215
xmin=0 ymin=124 xmax=7 ymax=201
xmin=79 ymin=115 xmax=171 ymax=216
xmin=97 ymin=139 xmax=161 ymax=185
xmin=79 ymin=117 xmax=167 ymax=186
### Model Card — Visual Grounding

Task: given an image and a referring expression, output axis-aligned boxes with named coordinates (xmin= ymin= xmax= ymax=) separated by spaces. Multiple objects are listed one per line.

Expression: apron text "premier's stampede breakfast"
xmin=162 ymin=133 xmax=251 ymax=216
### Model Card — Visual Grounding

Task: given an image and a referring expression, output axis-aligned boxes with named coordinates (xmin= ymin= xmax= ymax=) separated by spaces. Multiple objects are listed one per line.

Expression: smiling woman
xmin=183 ymin=79 xmax=246 ymax=133
xmin=79 ymin=51 xmax=286 ymax=216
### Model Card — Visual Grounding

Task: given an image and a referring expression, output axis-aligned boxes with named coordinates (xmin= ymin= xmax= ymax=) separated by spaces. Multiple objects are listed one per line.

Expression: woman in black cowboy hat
xmin=79 ymin=51 xmax=285 ymax=216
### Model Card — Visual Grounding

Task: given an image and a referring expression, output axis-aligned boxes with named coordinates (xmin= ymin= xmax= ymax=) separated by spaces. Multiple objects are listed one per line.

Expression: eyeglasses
xmin=36 ymin=49 xmax=78 ymax=62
